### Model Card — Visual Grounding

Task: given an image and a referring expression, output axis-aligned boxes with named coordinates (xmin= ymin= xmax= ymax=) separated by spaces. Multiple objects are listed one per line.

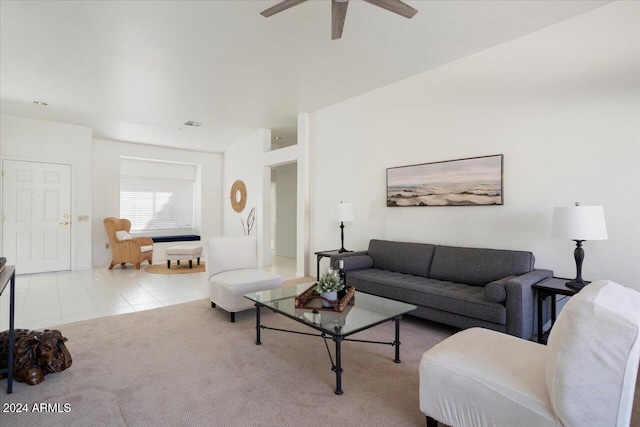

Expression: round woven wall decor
xmin=230 ymin=180 xmax=247 ymax=213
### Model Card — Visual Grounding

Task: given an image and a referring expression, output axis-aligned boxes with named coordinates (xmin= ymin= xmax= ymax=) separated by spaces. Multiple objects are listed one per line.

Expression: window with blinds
xmin=119 ymin=158 xmax=196 ymax=233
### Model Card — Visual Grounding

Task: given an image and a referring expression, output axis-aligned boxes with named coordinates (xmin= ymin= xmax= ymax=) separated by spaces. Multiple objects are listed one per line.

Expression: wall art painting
xmin=387 ymin=154 xmax=503 ymax=207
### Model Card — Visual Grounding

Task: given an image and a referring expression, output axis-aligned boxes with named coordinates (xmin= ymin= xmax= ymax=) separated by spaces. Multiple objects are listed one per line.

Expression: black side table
xmin=0 ymin=266 xmax=16 ymax=394
xmin=314 ymin=250 xmax=352 ymax=280
xmin=532 ymin=277 xmax=578 ymax=344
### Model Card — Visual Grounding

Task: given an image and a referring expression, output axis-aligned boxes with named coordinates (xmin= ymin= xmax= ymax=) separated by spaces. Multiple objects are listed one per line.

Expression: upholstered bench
xmin=166 ymin=245 xmax=202 ymax=269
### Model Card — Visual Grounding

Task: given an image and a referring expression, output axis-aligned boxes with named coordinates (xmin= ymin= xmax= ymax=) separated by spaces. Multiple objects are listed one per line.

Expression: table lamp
xmin=551 ymin=202 xmax=608 ymax=291
xmin=334 ymin=201 xmax=353 ymax=253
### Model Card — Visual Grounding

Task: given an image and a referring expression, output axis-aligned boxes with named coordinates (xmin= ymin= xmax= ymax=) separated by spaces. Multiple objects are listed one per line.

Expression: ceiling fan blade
xmin=362 ymin=0 xmax=418 ymax=19
xmin=260 ymin=0 xmax=308 ymax=17
xmin=332 ymin=0 xmax=349 ymax=40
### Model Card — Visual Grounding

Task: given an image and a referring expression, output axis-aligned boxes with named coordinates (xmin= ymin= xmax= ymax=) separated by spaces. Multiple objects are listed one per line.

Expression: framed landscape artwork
xmin=387 ymin=154 xmax=503 ymax=207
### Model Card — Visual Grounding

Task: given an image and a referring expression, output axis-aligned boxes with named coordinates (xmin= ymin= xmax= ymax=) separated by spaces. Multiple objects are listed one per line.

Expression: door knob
xmin=60 ymin=221 xmax=69 ymax=225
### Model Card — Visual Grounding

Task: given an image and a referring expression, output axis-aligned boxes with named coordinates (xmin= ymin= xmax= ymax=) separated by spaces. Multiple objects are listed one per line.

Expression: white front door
xmin=2 ymin=160 xmax=72 ymax=274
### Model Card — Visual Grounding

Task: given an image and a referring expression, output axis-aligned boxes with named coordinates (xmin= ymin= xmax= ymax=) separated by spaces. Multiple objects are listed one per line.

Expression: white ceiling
xmin=0 ymin=0 xmax=609 ymax=153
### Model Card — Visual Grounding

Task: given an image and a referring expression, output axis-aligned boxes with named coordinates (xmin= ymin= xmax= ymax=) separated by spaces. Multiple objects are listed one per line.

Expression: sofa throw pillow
xmin=483 ymin=276 xmax=514 ymax=303
xmin=115 ymin=230 xmax=133 ymax=241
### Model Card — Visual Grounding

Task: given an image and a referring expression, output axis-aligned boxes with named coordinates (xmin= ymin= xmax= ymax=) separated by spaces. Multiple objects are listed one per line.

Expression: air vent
xmin=184 ymin=121 xmax=202 ymax=127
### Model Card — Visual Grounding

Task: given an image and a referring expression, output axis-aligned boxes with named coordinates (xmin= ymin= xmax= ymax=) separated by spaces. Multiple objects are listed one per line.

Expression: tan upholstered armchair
xmin=103 ymin=217 xmax=154 ymax=270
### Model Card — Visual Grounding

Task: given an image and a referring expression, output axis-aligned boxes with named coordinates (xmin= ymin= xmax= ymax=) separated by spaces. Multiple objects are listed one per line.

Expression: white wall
xmin=223 ymin=125 xmax=311 ymax=275
xmin=222 ymin=130 xmax=266 ymax=238
xmin=311 ymin=2 xmax=640 ymax=288
xmin=0 ymin=114 xmax=93 ymax=270
xmin=275 ymin=163 xmax=297 ymax=258
xmin=92 ymin=138 xmax=222 ymax=266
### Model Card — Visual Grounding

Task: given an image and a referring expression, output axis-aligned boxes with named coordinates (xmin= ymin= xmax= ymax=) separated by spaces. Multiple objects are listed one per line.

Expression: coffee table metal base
xmin=254 ymin=303 xmax=403 ymax=395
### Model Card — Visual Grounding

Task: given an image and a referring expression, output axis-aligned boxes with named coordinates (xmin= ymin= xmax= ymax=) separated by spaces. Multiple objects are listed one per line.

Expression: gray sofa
xmin=331 ymin=239 xmax=553 ymax=340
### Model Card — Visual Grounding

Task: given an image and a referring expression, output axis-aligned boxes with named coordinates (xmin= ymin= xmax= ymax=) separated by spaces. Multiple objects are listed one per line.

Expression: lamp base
xmin=565 ymin=278 xmax=589 ymax=291
xmin=338 ymin=222 xmax=348 ymax=253
xmin=565 ymin=240 xmax=588 ymax=291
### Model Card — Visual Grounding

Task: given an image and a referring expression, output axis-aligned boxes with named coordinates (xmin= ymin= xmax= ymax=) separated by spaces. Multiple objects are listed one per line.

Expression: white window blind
xmin=119 ymin=158 xmax=196 ymax=233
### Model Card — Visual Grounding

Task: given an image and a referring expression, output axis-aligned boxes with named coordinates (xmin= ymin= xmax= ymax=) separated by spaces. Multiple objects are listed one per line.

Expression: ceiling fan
xmin=260 ymin=0 xmax=418 ymax=40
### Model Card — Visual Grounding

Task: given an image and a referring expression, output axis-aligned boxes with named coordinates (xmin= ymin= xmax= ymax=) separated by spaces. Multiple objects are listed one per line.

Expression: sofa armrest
xmin=329 ymin=251 xmax=369 ymax=270
xmin=505 ymin=269 xmax=553 ymax=339
xmin=338 ymin=255 xmax=374 ymax=273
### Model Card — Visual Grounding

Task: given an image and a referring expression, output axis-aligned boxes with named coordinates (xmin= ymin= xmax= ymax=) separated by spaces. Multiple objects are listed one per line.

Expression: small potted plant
xmin=316 ymin=269 xmax=345 ymax=308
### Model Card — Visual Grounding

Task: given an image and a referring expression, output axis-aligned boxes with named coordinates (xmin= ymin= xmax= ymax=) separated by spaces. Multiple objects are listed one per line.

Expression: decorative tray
xmin=294 ymin=284 xmax=355 ymax=312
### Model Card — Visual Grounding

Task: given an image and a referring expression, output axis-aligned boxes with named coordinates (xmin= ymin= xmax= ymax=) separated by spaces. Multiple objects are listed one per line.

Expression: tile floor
xmin=0 ymin=256 xmax=298 ymax=331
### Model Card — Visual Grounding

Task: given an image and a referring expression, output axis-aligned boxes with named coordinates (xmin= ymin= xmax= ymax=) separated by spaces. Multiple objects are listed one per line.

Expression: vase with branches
xmin=241 ymin=207 xmax=256 ymax=235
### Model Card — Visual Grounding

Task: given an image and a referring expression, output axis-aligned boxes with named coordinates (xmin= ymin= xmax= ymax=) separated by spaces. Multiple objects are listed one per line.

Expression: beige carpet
xmin=1 ymin=295 xmax=639 ymax=426
xmin=0 ymin=299 xmax=455 ymax=426
xmin=145 ymin=262 xmax=205 ymax=274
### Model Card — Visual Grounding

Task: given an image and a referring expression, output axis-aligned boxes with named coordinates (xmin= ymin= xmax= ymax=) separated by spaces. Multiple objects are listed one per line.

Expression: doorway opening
xmin=270 ymin=162 xmax=297 ymax=278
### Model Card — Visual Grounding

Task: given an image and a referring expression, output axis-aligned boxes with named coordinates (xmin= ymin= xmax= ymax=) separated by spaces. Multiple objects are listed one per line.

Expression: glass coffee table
xmin=244 ymin=283 xmax=417 ymax=395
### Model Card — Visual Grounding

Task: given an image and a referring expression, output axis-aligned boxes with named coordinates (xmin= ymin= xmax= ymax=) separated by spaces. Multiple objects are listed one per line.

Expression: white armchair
xmin=207 ymin=236 xmax=282 ymax=322
xmin=419 ymin=280 xmax=640 ymax=427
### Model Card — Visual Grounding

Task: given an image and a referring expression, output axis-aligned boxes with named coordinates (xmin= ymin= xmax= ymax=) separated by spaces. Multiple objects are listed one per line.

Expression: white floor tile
xmin=130 ymin=301 xmax=164 ymax=311
xmin=60 ymin=290 xmax=89 ymax=299
xmin=93 ymin=296 xmax=131 ymax=308
xmin=4 ymin=259 xmax=295 ymax=329
xmin=19 ymin=313 xmax=60 ymax=323
xmin=21 ymin=302 xmax=61 ymax=314
xmin=60 ymin=298 xmax=96 ymax=308
xmin=62 ymin=312 xmax=102 ymax=324
xmin=122 ymin=294 xmax=160 ymax=305
xmin=98 ymin=306 xmax=135 ymax=316
xmin=18 ymin=317 xmax=64 ymax=330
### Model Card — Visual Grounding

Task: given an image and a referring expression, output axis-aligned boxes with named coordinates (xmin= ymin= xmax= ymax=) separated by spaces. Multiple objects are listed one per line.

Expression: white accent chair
xmin=419 ymin=280 xmax=640 ymax=427
xmin=207 ymin=236 xmax=282 ymax=322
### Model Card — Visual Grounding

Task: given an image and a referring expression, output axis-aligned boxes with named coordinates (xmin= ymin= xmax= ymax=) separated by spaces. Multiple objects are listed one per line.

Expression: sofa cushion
xmin=429 ymin=245 xmax=535 ymax=285
xmin=140 ymin=245 xmax=154 ymax=253
xmin=116 ymin=230 xmax=132 ymax=241
xmin=210 ymin=269 xmax=282 ymax=296
xmin=419 ymin=328 xmax=555 ymax=427
xmin=166 ymin=245 xmax=202 ymax=256
xmin=367 ymin=239 xmax=435 ymax=277
xmin=484 ymin=276 xmax=513 ymax=303
xmin=348 ymin=269 xmax=506 ymax=324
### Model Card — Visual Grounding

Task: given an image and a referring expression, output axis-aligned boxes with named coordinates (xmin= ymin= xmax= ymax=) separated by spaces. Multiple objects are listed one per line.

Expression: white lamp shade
xmin=334 ymin=202 xmax=353 ymax=222
xmin=551 ymin=205 xmax=608 ymax=240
